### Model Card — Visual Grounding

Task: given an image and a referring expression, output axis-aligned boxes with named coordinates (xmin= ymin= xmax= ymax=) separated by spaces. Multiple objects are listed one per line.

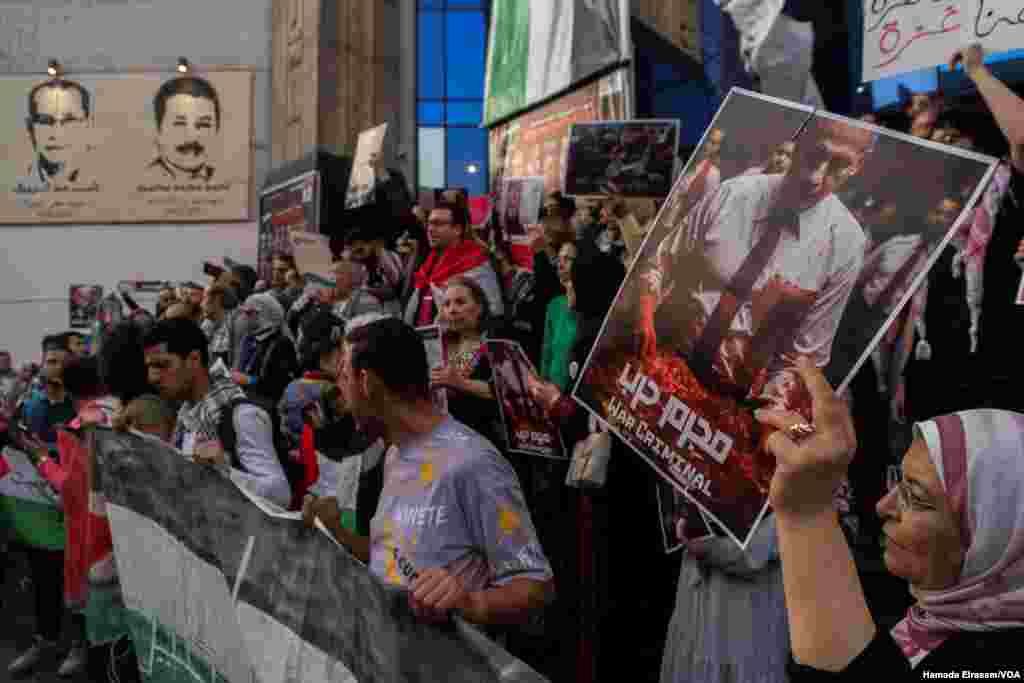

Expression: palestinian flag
xmin=92 ymin=429 xmax=548 ymax=683
xmin=0 ymin=447 xmax=64 ymax=550
xmin=484 ymin=0 xmax=631 ymax=126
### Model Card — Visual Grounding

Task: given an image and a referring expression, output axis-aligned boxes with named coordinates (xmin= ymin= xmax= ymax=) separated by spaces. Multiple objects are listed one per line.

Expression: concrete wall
xmin=0 ymin=0 xmax=272 ymax=365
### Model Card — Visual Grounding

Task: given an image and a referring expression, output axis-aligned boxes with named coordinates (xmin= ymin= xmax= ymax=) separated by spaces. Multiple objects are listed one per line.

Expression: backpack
xmin=216 ymin=395 xmax=307 ymax=509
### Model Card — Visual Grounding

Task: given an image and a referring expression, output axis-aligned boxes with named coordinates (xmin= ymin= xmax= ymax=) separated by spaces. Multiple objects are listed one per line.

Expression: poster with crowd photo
xmin=0 ymin=71 xmax=253 ymax=224
xmin=861 ymin=0 xmax=1024 ymax=82
xmin=572 ymin=88 xmax=997 ymax=549
xmin=486 ymin=339 xmax=566 ymax=460
xmin=564 ymin=120 xmax=680 ymax=198
xmin=345 ymin=123 xmax=388 ymax=210
xmin=257 ymin=170 xmax=320 ymax=283
xmin=68 ymin=284 xmax=103 ymax=329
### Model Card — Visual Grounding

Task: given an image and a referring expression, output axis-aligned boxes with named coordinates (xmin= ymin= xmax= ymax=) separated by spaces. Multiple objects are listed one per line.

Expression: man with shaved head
xmin=638 ymin=116 xmax=874 ymax=411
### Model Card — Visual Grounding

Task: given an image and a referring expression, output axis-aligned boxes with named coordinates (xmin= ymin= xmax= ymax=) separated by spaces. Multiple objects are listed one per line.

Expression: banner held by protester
xmin=92 ymin=428 xmax=547 ymax=683
xmin=862 ymin=0 xmax=1024 ymax=82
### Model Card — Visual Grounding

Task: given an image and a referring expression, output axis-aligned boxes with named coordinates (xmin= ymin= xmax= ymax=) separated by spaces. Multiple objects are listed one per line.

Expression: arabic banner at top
xmin=862 ymin=0 xmax=1024 ymax=82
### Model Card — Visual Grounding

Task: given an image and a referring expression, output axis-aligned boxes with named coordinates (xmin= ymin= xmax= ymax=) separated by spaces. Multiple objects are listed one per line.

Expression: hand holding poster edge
xmin=568 ymin=87 xmax=999 ymax=551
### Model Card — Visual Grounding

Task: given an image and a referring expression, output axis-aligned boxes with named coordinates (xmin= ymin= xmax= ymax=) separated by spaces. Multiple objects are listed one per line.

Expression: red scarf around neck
xmin=413 ymin=239 xmax=490 ymax=292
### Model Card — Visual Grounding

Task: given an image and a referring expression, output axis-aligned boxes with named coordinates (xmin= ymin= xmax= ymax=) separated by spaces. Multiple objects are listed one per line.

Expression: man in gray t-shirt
xmin=305 ymin=318 xmax=554 ymax=625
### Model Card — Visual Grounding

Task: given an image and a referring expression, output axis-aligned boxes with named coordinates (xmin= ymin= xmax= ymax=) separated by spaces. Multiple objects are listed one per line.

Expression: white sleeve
xmin=231 ymin=404 xmax=292 ymax=509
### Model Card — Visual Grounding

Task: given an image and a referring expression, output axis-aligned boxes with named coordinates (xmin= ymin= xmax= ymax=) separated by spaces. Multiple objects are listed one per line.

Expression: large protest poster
xmin=0 ymin=446 xmax=64 ymax=550
xmin=92 ymin=429 xmax=547 ymax=683
xmin=483 ymin=0 xmax=631 ymax=125
xmin=564 ymin=120 xmax=680 ymax=198
xmin=486 ymin=340 xmax=566 ymax=460
xmin=345 ymin=123 xmax=388 ymax=210
xmin=862 ymin=0 xmax=1024 ymax=82
xmin=0 ymin=71 xmax=252 ymax=223
xmin=572 ymin=89 xmax=996 ymax=548
xmin=69 ymin=283 xmax=104 ymax=328
xmin=258 ymin=170 xmax=320 ymax=282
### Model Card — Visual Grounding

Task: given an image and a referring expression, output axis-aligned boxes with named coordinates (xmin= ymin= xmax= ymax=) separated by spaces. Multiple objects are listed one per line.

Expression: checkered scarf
xmin=173 ymin=374 xmax=246 ymax=450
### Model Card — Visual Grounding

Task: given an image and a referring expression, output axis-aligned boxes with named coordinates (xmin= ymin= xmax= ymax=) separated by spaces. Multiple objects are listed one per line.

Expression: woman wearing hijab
xmin=232 ymin=292 xmax=298 ymax=405
xmin=755 ymin=358 xmax=1024 ymax=678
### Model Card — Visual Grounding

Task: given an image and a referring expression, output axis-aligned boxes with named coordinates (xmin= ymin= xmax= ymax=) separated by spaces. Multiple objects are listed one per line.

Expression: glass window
xmin=418 ymin=11 xmax=445 ymax=99
xmin=445 ymin=11 xmax=486 ymax=99
xmin=446 ymin=101 xmax=483 ymax=125
xmin=418 ymin=101 xmax=445 ymax=125
xmin=419 ymin=127 xmax=446 ymax=189
xmin=446 ymin=127 xmax=487 ymax=195
xmin=417 ymin=4 xmax=488 ymax=191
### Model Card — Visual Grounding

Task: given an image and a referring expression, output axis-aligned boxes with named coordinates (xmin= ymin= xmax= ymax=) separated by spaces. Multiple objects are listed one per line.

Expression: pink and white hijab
xmin=891 ymin=409 xmax=1024 ymax=667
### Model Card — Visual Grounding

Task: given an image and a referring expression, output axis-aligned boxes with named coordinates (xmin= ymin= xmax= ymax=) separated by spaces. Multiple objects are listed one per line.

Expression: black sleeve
xmin=787 ymin=630 xmax=912 ymax=682
xmin=532 ymin=252 xmax=562 ymax=312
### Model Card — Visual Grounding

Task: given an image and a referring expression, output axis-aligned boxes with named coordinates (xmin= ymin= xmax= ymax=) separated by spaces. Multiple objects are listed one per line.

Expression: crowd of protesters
xmin=0 ymin=45 xmax=1021 ymax=682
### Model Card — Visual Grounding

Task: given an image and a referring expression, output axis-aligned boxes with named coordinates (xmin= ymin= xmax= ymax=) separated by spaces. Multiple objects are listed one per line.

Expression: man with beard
xmin=638 ymin=117 xmax=873 ymax=411
xmin=404 ymin=200 xmax=503 ymax=326
xmin=148 ymin=76 xmax=221 ymax=181
xmin=141 ymin=318 xmax=292 ymax=509
xmin=304 ymin=317 xmax=554 ymax=626
xmin=16 ymin=79 xmax=94 ymax=193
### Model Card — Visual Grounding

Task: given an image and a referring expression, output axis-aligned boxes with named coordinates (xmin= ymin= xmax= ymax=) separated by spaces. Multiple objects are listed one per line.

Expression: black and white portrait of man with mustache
xmin=148 ymin=75 xmax=221 ymax=181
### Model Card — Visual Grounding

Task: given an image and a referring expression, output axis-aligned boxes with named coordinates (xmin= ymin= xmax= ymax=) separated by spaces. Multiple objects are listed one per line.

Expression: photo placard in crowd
xmin=345 ymin=122 xmax=388 ymax=210
xmin=486 ymin=339 xmax=566 ymax=460
xmin=68 ymin=284 xmax=103 ymax=329
xmin=290 ymin=230 xmax=333 ymax=282
xmin=572 ymin=88 xmax=997 ymax=549
xmin=564 ymin=120 xmax=680 ymax=198
xmin=498 ymin=176 xmax=545 ymax=249
xmin=257 ymin=170 xmax=320 ymax=282
xmin=861 ymin=0 xmax=1024 ymax=81
xmin=417 ymin=325 xmax=449 ymax=415
xmin=1 ymin=70 xmax=253 ymax=223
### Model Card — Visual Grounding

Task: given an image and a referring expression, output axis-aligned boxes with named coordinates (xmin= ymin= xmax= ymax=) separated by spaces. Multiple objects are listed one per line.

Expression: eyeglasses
xmin=427 ymin=219 xmax=452 ymax=228
xmin=887 ymin=469 xmax=936 ymax=513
